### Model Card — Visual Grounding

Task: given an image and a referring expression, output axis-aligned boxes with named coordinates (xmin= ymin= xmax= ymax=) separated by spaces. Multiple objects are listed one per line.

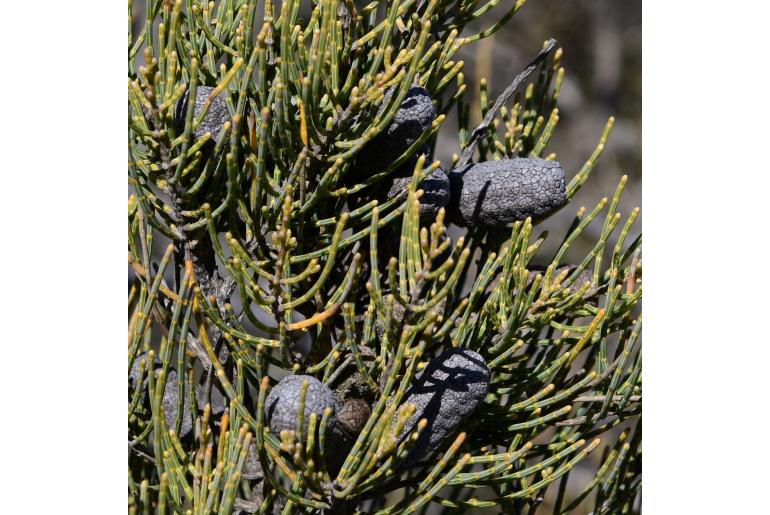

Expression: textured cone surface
xmin=265 ymin=374 xmax=338 ymax=435
xmin=448 ymin=158 xmax=566 ymax=227
xmin=384 ymin=86 xmax=436 ymax=143
xmin=387 ymin=166 xmax=450 ymax=221
xmin=337 ymin=397 xmax=372 ymax=436
xmin=397 ymin=348 xmax=490 ymax=463
xmin=175 ymin=85 xmax=230 ymax=141
xmin=161 ymin=370 xmax=195 ymax=441
xmin=242 ymin=440 xmax=264 ymax=480
xmin=131 ymin=353 xmax=225 ymax=436
xmin=265 ymin=375 xmax=355 ymax=475
xmin=350 ymin=86 xmax=436 ymax=178
xmin=129 ymin=353 xmax=161 ymax=390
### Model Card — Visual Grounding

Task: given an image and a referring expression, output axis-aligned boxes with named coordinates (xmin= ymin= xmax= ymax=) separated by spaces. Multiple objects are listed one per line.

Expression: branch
xmin=455 ymin=38 xmax=557 ymax=169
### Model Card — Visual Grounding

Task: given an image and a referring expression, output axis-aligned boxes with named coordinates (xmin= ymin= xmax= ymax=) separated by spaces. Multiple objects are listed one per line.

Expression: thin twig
xmin=128 ymin=441 xmax=156 ymax=463
xmin=456 ymin=39 xmax=557 ymax=169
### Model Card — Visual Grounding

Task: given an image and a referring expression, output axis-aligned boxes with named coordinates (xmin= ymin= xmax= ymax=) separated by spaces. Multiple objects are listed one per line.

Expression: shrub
xmin=128 ymin=1 xmax=641 ymax=513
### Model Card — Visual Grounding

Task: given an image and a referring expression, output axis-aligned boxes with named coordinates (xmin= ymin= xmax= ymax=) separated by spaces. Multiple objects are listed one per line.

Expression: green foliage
xmin=128 ymin=0 xmax=641 ymax=513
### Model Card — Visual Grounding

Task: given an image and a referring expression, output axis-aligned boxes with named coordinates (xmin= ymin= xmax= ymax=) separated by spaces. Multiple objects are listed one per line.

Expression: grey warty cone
xmin=395 ymin=348 xmax=490 ymax=464
xmin=448 ymin=158 xmax=567 ymax=227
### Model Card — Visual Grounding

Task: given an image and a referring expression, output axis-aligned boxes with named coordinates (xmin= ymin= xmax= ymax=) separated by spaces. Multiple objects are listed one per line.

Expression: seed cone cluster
xmin=353 ymin=88 xmax=566 ymax=227
xmin=172 ymin=84 xmax=568 ymax=229
xmin=260 ymin=348 xmax=490 ymax=475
